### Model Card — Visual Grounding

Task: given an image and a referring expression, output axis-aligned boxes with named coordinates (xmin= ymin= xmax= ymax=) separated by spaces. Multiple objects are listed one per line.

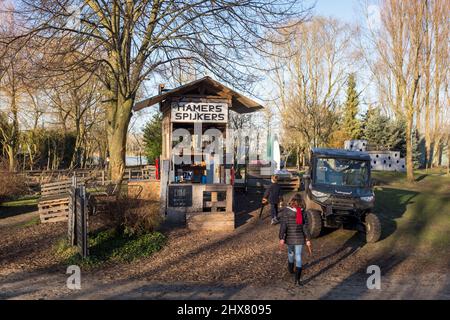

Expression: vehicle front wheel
xmin=364 ymin=213 xmax=381 ymax=243
xmin=306 ymin=210 xmax=322 ymax=238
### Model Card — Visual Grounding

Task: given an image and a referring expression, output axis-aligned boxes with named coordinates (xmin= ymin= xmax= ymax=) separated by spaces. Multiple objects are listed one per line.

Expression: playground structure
xmin=344 ymin=139 xmax=406 ymax=172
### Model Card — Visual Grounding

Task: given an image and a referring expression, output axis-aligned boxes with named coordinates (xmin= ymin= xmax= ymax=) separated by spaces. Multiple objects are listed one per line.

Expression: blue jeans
xmin=270 ymin=203 xmax=278 ymax=219
xmin=287 ymin=245 xmax=303 ymax=268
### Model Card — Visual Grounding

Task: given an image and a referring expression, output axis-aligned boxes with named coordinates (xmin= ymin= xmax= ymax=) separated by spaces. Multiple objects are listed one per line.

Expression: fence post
xmin=68 ymin=176 xmax=76 ymax=246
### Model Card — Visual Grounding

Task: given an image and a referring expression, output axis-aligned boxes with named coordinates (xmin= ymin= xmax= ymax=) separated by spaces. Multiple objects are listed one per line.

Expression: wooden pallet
xmin=41 ymin=180 xmax=72 ymax=197
xmin=39 ymin=196 xmax=70 ymax=223
xmin=39 ymin=180 xmax=72 ymax=223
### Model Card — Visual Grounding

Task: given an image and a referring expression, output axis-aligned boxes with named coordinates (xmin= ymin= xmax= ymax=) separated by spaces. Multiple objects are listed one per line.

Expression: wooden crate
xmin=39 ymin=196 xmax=70 ymax=223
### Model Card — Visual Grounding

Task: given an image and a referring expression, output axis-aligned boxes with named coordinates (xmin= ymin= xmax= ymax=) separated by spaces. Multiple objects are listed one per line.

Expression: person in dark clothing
xmin=262 ymin=175 xmax=282 ymax=225
xmin=279 ymin=193 xmax=312 ymax=286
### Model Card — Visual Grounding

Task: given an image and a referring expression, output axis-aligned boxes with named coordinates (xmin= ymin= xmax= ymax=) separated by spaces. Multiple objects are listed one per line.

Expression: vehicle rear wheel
xmin=364 ymin=213 xmax=381 ymax=243
xmin=306 ymin=210 xmax=322 ymax=238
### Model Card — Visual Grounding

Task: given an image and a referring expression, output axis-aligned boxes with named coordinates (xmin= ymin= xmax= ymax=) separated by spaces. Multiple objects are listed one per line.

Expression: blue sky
xmin=312 ymin=0 xmax=359 ymax=22
xmin=132 ymin=0 xmax=371 ymax=131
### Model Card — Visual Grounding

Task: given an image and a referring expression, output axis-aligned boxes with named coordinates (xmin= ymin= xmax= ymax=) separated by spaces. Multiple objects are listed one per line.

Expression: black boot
xmin=288 ymin=262 xmax=294 ymax=274
xmin=295 ymin=267 xmax=302 ymax=286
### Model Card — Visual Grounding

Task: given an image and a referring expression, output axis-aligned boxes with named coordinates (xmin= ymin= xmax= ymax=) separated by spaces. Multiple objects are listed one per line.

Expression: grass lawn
xmin=372 ymin=169 xmax=450 ymax=255
xmin=290 ymin=167 xmax=449 ymax=257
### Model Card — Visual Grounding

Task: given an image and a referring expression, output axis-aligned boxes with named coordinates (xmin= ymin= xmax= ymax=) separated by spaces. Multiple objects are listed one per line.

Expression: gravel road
xmin=1 ymin=193 xmax=449 ymax=300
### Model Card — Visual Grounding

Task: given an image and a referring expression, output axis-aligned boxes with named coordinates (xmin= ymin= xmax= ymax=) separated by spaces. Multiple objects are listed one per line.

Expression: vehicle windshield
xmin=314 ymin=157 xmax=369 ymax=187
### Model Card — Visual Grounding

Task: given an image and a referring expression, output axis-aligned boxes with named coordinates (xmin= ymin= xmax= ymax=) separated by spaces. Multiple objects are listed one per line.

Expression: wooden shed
xmin=133 ymin=76 xmax=263 ymax=231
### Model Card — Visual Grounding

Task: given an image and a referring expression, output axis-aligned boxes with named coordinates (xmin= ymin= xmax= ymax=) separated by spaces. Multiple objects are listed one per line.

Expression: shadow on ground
xmin=0 ymin=203 xmax=38 ymax=219
xmin=86 ymin=282 xmax=247 ymax=300
xmin=302 ymin=232 xmax=364 ymax=286
xmin=317 ymin=182 xmax=450 ymax=299
xmin=234 ymin=192 xmax=262 ymax=228
xmin=374 ymin=187 xmax=418 ymax=240
xmin=319 ymin=252 xmax=407 ymax=299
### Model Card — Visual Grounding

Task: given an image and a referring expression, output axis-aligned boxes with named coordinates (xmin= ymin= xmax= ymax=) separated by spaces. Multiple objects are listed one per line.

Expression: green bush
xmin=55 ymin=228 xmax=166 ymax=268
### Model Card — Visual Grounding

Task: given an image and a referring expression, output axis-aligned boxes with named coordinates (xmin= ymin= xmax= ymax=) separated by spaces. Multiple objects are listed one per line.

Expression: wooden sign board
xmin=171 ymin=102 xmax=228 ymax=123
xmin=168 ymin=185 xmax=193 ymax=207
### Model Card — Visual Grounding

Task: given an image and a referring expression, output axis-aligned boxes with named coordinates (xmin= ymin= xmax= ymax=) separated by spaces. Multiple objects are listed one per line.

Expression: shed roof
xmin=133 ymin=76 xmax=264 ymax=114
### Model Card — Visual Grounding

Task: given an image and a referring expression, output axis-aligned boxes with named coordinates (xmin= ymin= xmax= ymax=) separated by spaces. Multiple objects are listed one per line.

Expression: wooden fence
xmin=14 ymin=164 xmax=157 ymax=186
xmin=234 ymin=164 xmax=300 ymax=192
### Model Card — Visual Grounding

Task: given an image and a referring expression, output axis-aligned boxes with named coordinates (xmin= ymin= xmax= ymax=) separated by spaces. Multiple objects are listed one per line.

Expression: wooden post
xmin=226 ymin=185 xmax=233 ymax=212
xmin=68 ymin=185 xmax=76 ymax=246
xmin=160 ymin=160 xmax=170 ymax=216
xmin=211 ymin=191 xmax=218 ymax=212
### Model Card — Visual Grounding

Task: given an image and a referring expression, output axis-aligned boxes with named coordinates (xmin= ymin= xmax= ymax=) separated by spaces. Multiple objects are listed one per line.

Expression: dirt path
xmin=1 ymin=193 xmax=449 ymax=300
xmin=0 ymin=211 xmax=38 ymax=231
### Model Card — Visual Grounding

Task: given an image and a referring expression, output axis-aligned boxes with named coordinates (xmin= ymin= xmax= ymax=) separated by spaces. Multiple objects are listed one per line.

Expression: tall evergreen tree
xmin=342 ymin=73 xmax=361 ymax=139
xmin=388 ymin=118 xmax=407 ymax=156
xmin=362 ymin=108 xmax=390 ymax=149
xmin=411 ymin=129 xmax=423 ymax=169
xmin=142 ymin=112 xmax=163 ymax=164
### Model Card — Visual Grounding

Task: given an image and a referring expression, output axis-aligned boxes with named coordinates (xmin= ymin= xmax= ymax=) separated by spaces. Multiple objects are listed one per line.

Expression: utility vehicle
xmin=303 ymin=148 xmax=381 ymax=243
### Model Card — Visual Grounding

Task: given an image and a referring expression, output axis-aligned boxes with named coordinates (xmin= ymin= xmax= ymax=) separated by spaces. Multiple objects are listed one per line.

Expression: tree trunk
xmin=406 ymin=117 xmax=414 ymax=182
xmin=107 ymin=94 xmax=134 ymax=184
xmin=447 ymin=135 xmax=449 ymax=176
xmin=70 ymin=117 xmax=86 ymax=169
xmin=424 ymin=98 xmax=431 ymax=169
xmin=6 ymin=146 xmax=15 ymax=172
xmin=431 ymin=137 xmax=441 ymax=167
xmin=8 ymin=87 xmax=19 ymax=171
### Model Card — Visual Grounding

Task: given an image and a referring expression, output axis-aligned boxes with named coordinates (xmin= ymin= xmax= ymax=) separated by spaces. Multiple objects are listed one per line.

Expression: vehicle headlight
xmin=311 ymin=190 xmax=328 ymax=198
xmin=360 ymin=195 xmax=374 ymax=202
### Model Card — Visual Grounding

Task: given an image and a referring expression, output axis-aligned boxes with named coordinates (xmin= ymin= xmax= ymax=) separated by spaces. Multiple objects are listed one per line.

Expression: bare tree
xmin=419 ymin=0 xmax=449 ymax=169
xmin=45 ymin=70 xmax=104 ymax=169
xmin=268 ymin=17 xmax=355 ymax=160
xmin=8 ymin=0 xmax=311 ymax=183
xmin=0 ymin=9 xmax=30 ymax=170
xmin=364 ymin=1 xmax=426 ymax=182
xmin=364 ymin=0 xmax=449 ymax=181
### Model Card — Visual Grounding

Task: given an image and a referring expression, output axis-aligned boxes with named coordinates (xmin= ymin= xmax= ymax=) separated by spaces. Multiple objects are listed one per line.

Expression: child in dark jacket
xmin=279 ymin=193 xmax=311 ymax=286
xmin=262 ymin=175 xmax=282 ymax=225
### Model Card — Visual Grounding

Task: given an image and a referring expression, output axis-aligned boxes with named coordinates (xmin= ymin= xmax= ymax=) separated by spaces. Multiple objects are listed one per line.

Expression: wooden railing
xmin=11 ymin=165 xmax=158 ymax=186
